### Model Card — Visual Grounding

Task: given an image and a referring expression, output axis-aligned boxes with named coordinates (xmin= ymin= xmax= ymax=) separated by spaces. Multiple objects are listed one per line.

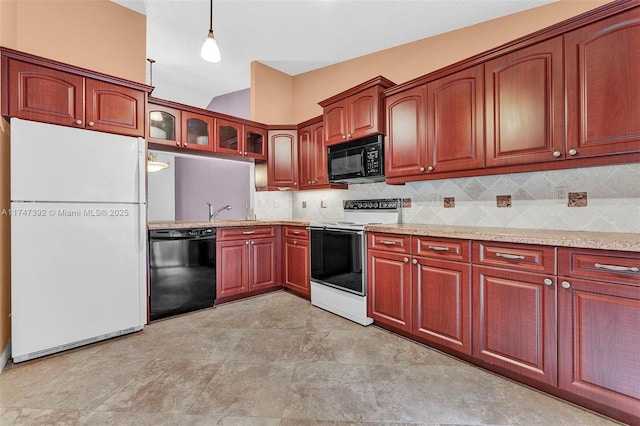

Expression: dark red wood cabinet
xmin=266 ymin=130 xmax=298 ymax=189
xmin=4 ymin=56 xmax=147 ymax=137
xmin=282 ymin=226 xmax=310 ymax=297
xmin=565 ymin=8 xmax=640 ymax=159
xmin=557 ymin=248 xmax=640 ymax=420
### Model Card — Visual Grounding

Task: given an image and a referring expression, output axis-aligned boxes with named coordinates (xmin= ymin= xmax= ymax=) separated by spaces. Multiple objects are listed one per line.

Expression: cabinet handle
xmin=347 ymin=133 xmax=352 ymax=139
xmin=594 ymin=263 xmax=639 ymax=273
xmin=245 ymin=241 xmax=249 ymax=245
xmin=561 ymin=281 xmax=571 ymax=289
xmin=292 ymin=231 xmax=301 ymax=235
xmin=543 ymin=278 xmax=553 ymax=286
xmin=308 ymin=180 xmax=312 ymax=184
xmin=427 ymin=166 xmax=434 ymax=171
xmin=242 ymin=231 xmax=256 ymax=235
xmin=250 ymin=241 xmax=255 ymax=245
xmin=552 ymin=151 xmax=561 ymax=158
xmin=239 ymin=151 xmax=243 ymax=155
xmin=342 ymin=135 xmax=347 ymax=140
xmin=379 ymin=240 xmax=397 ymax=245
xmin=428 ymin=245 xmax=450 ymax=252
xmin=74 ymin=119 xmax=82 ymax=125
xmin=293 ymin=240 xmax=297 ymax=245
xmin=184 ymin=142 xmax=188 ymax=147
xmin=403 ymin=257 xmax=409 ymax=263
xmin=496 ymin=252 xmax=525 ymax=260
xmin=87 ymin=121 xmax=95 ymax=127
xmin=568 ymin=149 xmax=578 ymax=156
xmin=412 ymin=258 xmax=418 ymax=265
xmin=419 ymin=167 xmax=425 ymax=172
xmin=176 ymin=141 xmax=181 ymax=147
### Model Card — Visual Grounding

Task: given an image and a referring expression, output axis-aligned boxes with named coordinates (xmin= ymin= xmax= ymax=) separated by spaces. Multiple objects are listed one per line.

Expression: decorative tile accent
xmin=568 ymin=192 xmax=588 ymax=207
xmin=496 ymin=195 xmax=512 ymax=208
xmin=402 ymin=198 xmax=412 ymax=208
xmin=443 ymin=197 xmax=455 ymax=208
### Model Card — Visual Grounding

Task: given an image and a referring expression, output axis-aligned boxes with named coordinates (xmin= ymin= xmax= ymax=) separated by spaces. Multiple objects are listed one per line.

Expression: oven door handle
xmin=309 ymin=227 xmax=363 ymax=236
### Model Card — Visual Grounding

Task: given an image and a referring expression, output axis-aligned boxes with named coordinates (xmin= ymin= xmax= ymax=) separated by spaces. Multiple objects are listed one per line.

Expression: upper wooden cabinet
xmin=565 ymin=8 xmax=640 ymax=159
xmin=297 ymin=116 xmax=346 ymax=190
xmin=215 ymin=118 xmax=267 ymax=160
xmin=485 ymin=37 xmax=564 ymax=167
xmin=319 ymin=76 xmax=395 ymax=146
xmin=148 ymin=100 xmax=214 ymax=152
xmin=1 ymin=50 xmax=150 ymax=137
xmin=267 ymin=129 xmax=298 ymax=189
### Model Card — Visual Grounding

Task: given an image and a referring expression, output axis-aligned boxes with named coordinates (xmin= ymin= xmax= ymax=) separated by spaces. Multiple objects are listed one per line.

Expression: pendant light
xmin=147 ymin=152 xmax=169 ymax=173
xmin=201 ymin=0 xmax=221 ymax=62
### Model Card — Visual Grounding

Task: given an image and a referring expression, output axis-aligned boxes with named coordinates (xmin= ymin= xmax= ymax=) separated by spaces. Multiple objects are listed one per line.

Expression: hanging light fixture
xmin=201 ymin=0 xmax=221 ymax=62
xmin=147 ymin=152 xmax=169 ymax=173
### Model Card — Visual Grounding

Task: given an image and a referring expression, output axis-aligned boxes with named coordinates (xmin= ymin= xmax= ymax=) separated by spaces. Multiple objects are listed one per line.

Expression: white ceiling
xmin=112 ymin=0 xmax=557 ymax=109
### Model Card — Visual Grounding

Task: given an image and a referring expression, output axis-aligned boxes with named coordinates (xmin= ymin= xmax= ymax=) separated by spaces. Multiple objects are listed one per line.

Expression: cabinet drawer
xmin=218 ymin=226 xmax=276 ymax=241
xmin=413 ymin=237 xmax=470 ymax=262
xmin=558 ymin=248 xmax=640 ymax=286
xmin=368 ymin=233 xmax=410 ymax=253
xmin=283 ymin=226 xmax=309 ymax=240
xmin=473 ymin=241 xmax=555 ymax=274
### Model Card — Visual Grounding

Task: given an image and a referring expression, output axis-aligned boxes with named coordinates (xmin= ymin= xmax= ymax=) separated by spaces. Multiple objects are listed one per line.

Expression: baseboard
xmin=0 ymin=339 xmax=11 ymax=372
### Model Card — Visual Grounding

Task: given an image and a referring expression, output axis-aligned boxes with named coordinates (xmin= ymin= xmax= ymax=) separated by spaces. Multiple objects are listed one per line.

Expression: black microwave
xmin=327 ymin=134 xmax=384 ymax=184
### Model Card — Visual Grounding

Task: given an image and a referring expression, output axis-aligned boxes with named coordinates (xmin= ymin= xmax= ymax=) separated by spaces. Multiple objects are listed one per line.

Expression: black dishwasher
xmin=148 ymin=227 xmax=216 ymax=321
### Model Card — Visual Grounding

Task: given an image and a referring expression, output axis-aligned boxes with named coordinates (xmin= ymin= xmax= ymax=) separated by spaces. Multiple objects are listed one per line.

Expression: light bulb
xmin=201 ymin=30 xmax=221 ymax=63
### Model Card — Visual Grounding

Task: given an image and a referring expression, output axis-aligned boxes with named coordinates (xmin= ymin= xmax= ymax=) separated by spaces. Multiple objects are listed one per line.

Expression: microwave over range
xmin=328 ymin=134 xmax=384 ymax=184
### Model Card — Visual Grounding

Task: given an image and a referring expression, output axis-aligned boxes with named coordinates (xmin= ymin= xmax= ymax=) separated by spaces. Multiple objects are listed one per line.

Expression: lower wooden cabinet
xmin=557 ymin=248 xmax=640 ymax=420
xmin=216 ymin=227 xmax=278 ymax=299
xmin=367 ymin=249 xmax=412 ymax=332
xmin=282 ymin=226 xmax=310 ymax=297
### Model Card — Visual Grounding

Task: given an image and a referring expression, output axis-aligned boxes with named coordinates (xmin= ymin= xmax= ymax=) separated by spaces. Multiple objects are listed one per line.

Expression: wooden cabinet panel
xmin=216 ymin=240 xmax=249 ymax=298
xmin=283 ymin=237 xmax=310 ymax=296
xmin=215 ymin=118 xmax=244 ymax=156
xmin=558 ymin=277 xmax=640 ymax=418
xmin=249 ymin=238 xmax=278 ymax=290
xmin=413 ymin=237 xmax=470 ymax=262
xmin=427 ymin=64 xmax=485 ymax=173
xmin=473 ymin=241 xmax=555 ymax=274
xmin=323 ymin=101 xmax=348 ymax=146
xmin=181 ymin=110 xmax=213 ymax=152
xmin=473 ymin=266 xmax=557 ymax=385
xmin=148 ymin=104 xmax=181 ymax=147
xmin=7 ymin=59 xmax=84 ymax=127
xmin=413 ymin=257 xmax=471 ymax=354
xmin=367 ymin=233 xmax=410 ymax=254
xmin=485 ymin=37 xmax=564 ymax=166
xmin=349 ymin=86 xmax=379 ymax=140
xmin=298 ymin=126 xmax=314 ymax=188
xmin=85 ymin=79 xmax=144 ymax=137
xmin=267 ymin=130 xmax=298 ymax=188
xmin=218 ymin=226 xmax=276 ymax=240
xmin=283 ymin=226 xmax=308 ymax=239
xmin=367 ymin=249 xmax=412 ymax=332
xmin=558 ymin=248 xmax=640 ymax=286
xmin=565 ymin=8 xmax=640 ymax=158
xmin=245 ymin=125 xmax=267 ymax=160
xmin=384 ymin=85 xmax=427 ymax=178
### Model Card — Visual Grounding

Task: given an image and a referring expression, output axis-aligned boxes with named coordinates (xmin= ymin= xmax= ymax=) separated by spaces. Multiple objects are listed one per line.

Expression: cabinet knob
xmin=294 ymin=182 xmax=297 ymax=186
xmin=561 ymin=281 xmax=571 ymax=289
xmin=184 ymin=142 xmax=188 ymax=147
xmin=244 ymin=152 xmax=248 ymax=156
xmin=245 ymin=241 xmax=249 ymax=245
xmin=412 ymin=258 xmax=418 ymax=265
xmin=239 ymin=151 xmax=243 ymax=155
xmin=176 ymin=141 xmax=181 ymax=147
xmin=74 ymin=119 xmax=82 ymax=125
xmin=294 ymin=241 xmax=297 ymax=245
xmin=250 ymin=241 xmax=254 ymax=245
xmin=347 ymin=133 xmax=352 ymax=139
xmin=342 ymin=135 xmax=347 ymax=140
xmin=427 ymin=166 xmax=434 ymax=171
xmin=308 ymin=180 xmax=312 ymax=184
xmin=543 ymin=278 xmax=553 ymax=286
xmin=552 ymin=151 xmax=561 ymax=158
xmin=419 ymin=166 xmax=425 ymax=172
xmin=87 ymin=121 xmax=95 ymax=127
xmin=403 ymin=257 xmax=409 ymax=263
xmin=568 ymin=149 xmax=577 ymax=156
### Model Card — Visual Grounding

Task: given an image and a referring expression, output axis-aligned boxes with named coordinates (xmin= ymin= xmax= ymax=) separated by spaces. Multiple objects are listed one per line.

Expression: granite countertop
xmin=148 ymin=220 xmax=639 ymax=252
xmin=365 ymin=224 xmax=640 ymax=252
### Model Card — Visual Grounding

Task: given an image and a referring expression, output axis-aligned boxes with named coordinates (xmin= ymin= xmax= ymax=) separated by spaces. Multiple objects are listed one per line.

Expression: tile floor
xmin=0 ymin=291 xmax=622 ymax=425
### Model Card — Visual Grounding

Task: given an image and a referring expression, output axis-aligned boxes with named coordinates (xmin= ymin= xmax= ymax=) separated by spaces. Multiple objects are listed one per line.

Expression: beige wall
xmin=0 ymin=119 xmax=9 ymax=357
xmin=253 ymin=0 xmax=611 ymax=124
xmin=1 ymin=0 xmax=146 ymax=83
xmin=251 ymin=61 xmax=294 ymax=124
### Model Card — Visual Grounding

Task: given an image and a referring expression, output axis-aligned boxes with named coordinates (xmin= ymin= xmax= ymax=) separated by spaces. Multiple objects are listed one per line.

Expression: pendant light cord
xmin=209 ymin=0 xmax=213 ymax=32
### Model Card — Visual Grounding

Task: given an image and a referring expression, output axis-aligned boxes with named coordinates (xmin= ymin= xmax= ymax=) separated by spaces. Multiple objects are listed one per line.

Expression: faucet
xmin=207 ymin=203 xmax=231 ymax=221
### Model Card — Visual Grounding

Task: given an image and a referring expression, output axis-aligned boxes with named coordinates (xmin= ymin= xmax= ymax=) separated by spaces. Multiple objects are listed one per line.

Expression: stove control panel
xmin=344 ymin=198 xmax=400 ymax=211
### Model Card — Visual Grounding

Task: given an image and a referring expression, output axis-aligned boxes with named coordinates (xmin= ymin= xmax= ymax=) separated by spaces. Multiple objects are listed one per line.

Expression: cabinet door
xmin=413 ymin=257 xmax=471 ymax=354
xmin=384 ymin=85 xmax=428 ymax=178
xmin=348 ymin=86 xmax=380 ymax=140
xmin=181 ymin=111 xmax=213 ymax=152
xmin=367 ymin=249 xmax=412 ymax=332
xmin=249 ymin=238 xmax=278 ymax=290
xmin=7 ymin=59 xmax=84 ymax=127
xmin=268 ymin=130 xmax=298 ymax=188
xmin=427 ymin=64 xmax=485 ymax=173
xmin=283 ymin=237 xmax=310 ymax=296
xmin=565 ymin=9 xmax=640 ymax=158
xmin=558 ymin=277 xmax=640 ymax=418
xmin=473 ymin=266 xmax=557 ymax=385
xmin=148 ymin=104 xmax=181 ymax=147
xmin=323 ymin=100 xmax=348 ymax=146
xmin=311 ymin=122 xmax=329 ymax=185
xmin=245 ymin=125 xmax=267 ymax=160
xmin=216 ymin=240 xmax=249 ymax=298
xmin=298 ymin=125 xmax=314 ymax=188
xmin=215 ymin=118 xmax=243 ymax=156
xmin=486 ymin=37 xmax=564 ymax=166
xmin=85 ymin=79 xmax=145 ymax=137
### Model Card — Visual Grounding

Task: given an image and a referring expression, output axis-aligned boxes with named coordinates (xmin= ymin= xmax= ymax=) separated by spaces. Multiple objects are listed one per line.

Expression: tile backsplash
xmin=254 ymin=164 xmax=640 ymax=233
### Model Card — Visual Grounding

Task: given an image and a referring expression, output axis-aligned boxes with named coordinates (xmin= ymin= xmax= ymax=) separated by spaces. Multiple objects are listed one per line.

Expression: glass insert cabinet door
xmin=245 ymin=126 xmax=267 ymax=160
xmin=216 ymin=118 xmax=242 ymax=155
xmin=182 ymin=111 xmax=213 ymax=152
xmin=148 ymin=105 xmax=180 ymax=147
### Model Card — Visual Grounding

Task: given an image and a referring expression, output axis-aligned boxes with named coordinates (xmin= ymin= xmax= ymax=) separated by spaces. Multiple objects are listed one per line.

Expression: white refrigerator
xmin=10 ymin=118 xmax=147 ymax=363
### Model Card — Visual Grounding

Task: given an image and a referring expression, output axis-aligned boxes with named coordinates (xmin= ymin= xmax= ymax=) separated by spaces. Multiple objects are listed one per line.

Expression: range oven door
xmin=310 ymin=227 xmax=365 ymax=296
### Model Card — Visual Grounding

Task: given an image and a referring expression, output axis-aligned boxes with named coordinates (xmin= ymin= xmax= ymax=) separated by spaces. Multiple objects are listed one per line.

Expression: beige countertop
xmin=148 ymin=220 xmax=639 ymax=252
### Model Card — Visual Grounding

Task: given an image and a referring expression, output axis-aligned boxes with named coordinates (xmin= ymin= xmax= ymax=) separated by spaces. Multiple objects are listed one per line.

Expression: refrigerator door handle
xmin=137 ymin=138 xmax=146 ymax=204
